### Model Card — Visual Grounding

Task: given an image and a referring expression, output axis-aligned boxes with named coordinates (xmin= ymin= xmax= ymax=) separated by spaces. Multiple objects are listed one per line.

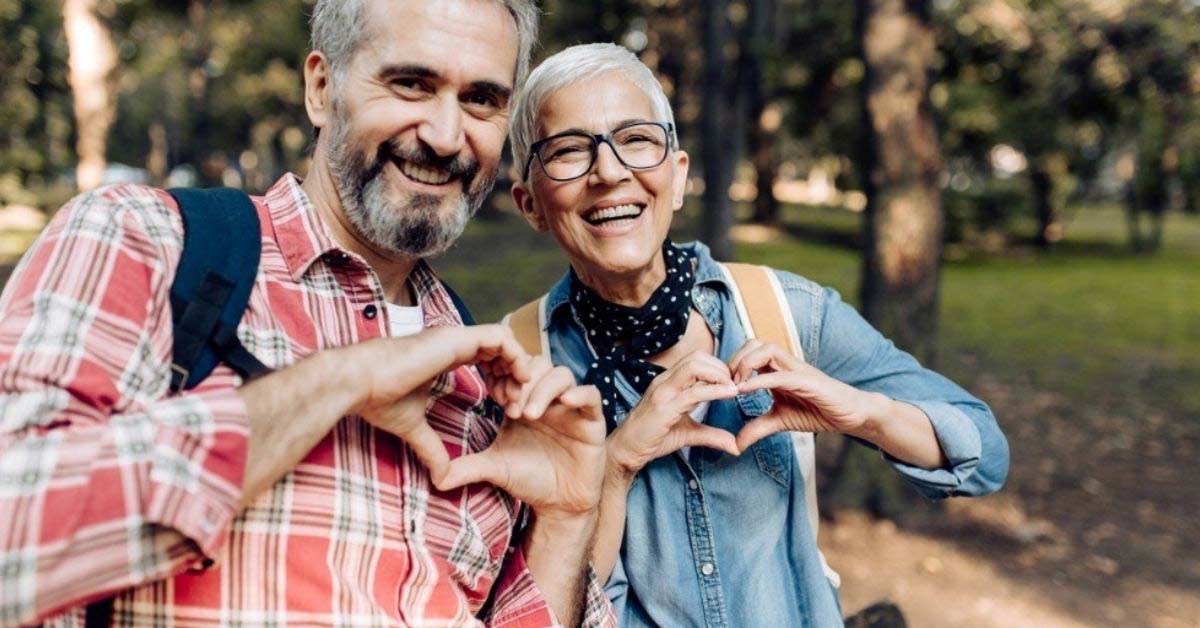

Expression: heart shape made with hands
xmin=728 ymin=339 xmax=876 ymax=452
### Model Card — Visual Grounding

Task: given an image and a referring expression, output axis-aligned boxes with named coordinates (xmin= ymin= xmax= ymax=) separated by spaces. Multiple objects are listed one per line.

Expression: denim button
xmin=700 ymin=562 xmax=714 ymax=576
xmin=688 ymin=479 xmax=699 ymax=490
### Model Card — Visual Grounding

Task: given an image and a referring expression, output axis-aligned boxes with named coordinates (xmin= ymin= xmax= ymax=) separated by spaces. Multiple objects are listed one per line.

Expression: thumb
xmin=399 ymin=422 xmax=451 ymax=486
xmin=678 ymin=422 xmax=741 ymax=457
xmin=437 ymin=449 xmax=503 ymax=492
xmin=735 ymin=415 xmax=783 ymax=453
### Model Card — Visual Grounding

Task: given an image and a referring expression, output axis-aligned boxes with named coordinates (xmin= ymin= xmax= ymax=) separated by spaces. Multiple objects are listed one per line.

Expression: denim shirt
xmin=538 ymin=242 xmax=1009 ymax=628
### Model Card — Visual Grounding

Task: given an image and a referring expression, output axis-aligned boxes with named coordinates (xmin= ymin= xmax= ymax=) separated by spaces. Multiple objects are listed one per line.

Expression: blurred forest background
xmin=1 ymin=0 xmax=1197 ymax=626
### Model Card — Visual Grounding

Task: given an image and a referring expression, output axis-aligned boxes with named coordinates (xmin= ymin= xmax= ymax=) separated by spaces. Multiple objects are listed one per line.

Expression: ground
xmin=2 ymin=200 xmax=1196 ymax=627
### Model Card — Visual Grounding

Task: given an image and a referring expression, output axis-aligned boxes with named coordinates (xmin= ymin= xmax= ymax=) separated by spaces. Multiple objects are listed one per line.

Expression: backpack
xmin=502 ymin=262 xmax=839 ymax=587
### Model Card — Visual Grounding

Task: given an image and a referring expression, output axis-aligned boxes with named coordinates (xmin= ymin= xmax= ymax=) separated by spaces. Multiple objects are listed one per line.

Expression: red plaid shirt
xmin=0 ymin=175 xmax=614 ymax=627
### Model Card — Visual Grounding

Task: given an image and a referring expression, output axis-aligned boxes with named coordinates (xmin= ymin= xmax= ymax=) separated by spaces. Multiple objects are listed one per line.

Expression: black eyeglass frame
xmin=522 ymin=121 xmax=676 ymax=182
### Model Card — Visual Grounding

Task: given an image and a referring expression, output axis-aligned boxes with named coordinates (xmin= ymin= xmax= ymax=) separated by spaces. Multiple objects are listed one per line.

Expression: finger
xmin=436 ymin=449 xmax=503 ymax=492
xmin=467 ymin=325 xmax=530 ymax=383
xmin=726 ymin=339 xmax=764 ymax=381
xmin=521 ymin=366 xmax=577 ymax=420
xmin=735 ymin=416 xmax=784 ymax=452
xmin=729 ymin=343 xmax=781 ymax=384
xmin=678 ymin=382 xmax=740 ymax=409
xmin=678 ymin=422 xmax=741 ymax=457
xmin=555 ymin=384 xmax=604 ymax=421
xmin=736 ymin=371 xmax=803 ymax=395
xmin=660 ymin=352 xmax=733 ymax=391
xmin=507 ymin=356 xmax=555 ymax=418
xmin=397 ymin=421 xmax=451 ymax=486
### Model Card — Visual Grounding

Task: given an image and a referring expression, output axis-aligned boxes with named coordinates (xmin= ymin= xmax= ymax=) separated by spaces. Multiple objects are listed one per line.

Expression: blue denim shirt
xmin=538 ymin=242 xmax=1009 ymax=628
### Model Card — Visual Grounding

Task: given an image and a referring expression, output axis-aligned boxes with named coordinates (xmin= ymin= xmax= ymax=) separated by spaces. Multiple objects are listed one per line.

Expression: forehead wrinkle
xmin=536 ymin=77 xmax=656 ymax=140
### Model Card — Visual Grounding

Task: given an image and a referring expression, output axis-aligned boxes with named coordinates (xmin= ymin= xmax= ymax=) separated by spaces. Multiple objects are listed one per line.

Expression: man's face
xmin=322 ymin=0 xmax=518 ymax=258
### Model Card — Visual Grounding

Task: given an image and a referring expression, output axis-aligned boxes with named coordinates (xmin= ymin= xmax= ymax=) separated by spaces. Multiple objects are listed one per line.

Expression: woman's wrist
xmin=844 ymin=391 xmax=893 ymax=443
xmin=604 ymin=435 xmax=641 ymax=486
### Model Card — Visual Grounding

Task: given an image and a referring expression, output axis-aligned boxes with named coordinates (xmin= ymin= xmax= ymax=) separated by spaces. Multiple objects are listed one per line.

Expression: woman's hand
xmin=729 ymin=339 xmax=890 ymax=451
xmin=606 ymin=351 xmax=741 ymax=481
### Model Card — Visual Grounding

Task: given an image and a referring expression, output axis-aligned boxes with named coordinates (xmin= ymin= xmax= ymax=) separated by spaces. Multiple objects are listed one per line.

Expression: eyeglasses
xmin=523 ymin=121 xmax=675 ymax=182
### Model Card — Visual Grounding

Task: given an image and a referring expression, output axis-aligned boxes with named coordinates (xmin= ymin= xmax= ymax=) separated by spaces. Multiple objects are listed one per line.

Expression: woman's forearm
xmin=849 ymin=394 xmax=948 ymax=470
xmin=591 ymin=460 xmax=635 ymax=584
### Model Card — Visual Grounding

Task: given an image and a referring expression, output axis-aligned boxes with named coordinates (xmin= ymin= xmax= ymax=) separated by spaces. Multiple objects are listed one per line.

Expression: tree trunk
xmin=857 ymin=0 xmax=943 ymax=366
xmin=746 ymin=0 xmax=781 ymax=225
xmin=700 ymin=0 xmax=746 ymax=261
xmin=63 ymin=0 xmax=118 ymax=192
xmin=836 ymin=0 xmax=943 ymax=519
xmin=1030 ymin=162 xmax=1059 ymax=249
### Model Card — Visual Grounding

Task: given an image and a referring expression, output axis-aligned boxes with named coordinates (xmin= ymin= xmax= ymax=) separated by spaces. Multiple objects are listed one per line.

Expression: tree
xmin=63 ymin=0 xmax=118 ymax=192
xmin=834 ymin=0 xmax=943 ymax=517
xmin=699 ymin=0 xmax=747 ymax=261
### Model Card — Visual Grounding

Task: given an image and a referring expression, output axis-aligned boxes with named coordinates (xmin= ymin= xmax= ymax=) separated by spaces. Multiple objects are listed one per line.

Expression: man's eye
xmin=391 ymin=78 xmax=429 ymax=94
xmin=465 ymin=93 xmax=498 ymax=108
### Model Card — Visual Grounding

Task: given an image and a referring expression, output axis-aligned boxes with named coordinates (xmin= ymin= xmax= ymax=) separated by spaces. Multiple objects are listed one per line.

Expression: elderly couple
xmin=0 ymin=0 xmax=1007 ymax=626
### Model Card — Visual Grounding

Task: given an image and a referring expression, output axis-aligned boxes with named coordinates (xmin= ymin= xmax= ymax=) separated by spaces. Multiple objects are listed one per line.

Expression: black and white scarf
xmin=569 ymin=240 xmax=697 ymax=425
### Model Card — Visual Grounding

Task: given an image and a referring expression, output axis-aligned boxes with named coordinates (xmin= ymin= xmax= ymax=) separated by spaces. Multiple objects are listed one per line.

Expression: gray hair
xmin=510 ymin=42 xmax=677 ymax=176
xmin=310 ymin=0 xmax=539 ymax=89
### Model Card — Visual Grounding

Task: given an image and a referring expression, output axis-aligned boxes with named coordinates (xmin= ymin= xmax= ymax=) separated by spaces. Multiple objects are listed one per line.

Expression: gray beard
xmin=324 ymin=112 xmax=495 ymax=258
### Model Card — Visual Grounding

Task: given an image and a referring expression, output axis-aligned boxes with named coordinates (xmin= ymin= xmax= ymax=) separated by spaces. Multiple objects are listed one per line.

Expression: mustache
xmin=367 ymin=139 xmax=481 ymax=191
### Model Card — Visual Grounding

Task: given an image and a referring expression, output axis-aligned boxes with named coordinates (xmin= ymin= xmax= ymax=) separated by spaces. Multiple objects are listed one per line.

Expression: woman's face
xmin=513 ymin=72 xmax=689 ymax=282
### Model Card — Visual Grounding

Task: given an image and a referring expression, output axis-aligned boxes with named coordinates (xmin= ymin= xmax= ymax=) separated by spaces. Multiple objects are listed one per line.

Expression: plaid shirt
xmin=0 ymin=175 xmax=614 ymax=627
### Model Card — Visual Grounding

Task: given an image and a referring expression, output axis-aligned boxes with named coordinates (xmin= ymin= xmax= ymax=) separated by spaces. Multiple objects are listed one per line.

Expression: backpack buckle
xmin=170 ymin=363 xmax=190 ymax=393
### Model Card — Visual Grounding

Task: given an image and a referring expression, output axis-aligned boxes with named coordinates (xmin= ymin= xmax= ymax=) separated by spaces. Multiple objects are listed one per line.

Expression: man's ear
xmin=304 ymin=51 xmax=333 ymax=132
xmin=511 ymin=181 xmax=549 ymax=232
xmin=671 ymin=149 xmax=691 ymax=211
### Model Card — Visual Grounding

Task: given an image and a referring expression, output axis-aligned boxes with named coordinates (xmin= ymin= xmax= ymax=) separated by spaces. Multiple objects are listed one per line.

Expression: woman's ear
xmin=512 ymin=181 xmax=549 ymax=232
xmin=304 ymin=51 xmax=333 ymax=132
xmin=671 ymin=149 xmax=690 ymax=211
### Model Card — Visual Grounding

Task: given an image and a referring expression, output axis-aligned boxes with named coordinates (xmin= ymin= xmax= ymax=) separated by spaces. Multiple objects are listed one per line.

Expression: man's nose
xmin=590 ymin=141 xmax=631 ymax=185
xmin=417 ymin=97 xmax=466 ymax=158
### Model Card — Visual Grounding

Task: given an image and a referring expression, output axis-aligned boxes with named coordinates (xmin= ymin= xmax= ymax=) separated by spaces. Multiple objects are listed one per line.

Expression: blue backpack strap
xmin=440 ymin=279 xmax=476 ymax=326
xmin=167 ymin=188 xmax=269 ymax=391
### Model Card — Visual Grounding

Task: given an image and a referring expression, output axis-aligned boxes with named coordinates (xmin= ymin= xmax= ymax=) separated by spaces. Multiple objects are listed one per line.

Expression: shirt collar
xmin=262 ymin=173 xmax=347 ymax=281
xmin=543 ymin=240 xmax=733 ymax=330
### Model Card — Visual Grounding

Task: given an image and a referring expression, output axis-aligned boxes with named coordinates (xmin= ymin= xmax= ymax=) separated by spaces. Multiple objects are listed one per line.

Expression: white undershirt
xmin=387 ymin=302 xmax=425 ymax=338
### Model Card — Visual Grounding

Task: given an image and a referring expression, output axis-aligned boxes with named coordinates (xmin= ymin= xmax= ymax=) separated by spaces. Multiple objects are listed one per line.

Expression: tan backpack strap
xmin=720 ymin=262 xmax=803 ymax=359
xmin=502 ymin=295 xmax=548 ymax=357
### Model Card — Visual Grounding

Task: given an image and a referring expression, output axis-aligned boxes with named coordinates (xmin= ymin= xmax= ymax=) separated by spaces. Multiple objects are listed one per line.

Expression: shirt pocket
xmin=750 ymin=432 xmax=794 ymax=488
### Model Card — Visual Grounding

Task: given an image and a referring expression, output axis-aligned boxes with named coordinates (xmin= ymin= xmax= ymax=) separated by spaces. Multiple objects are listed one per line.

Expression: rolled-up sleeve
xmin=801 ymin=282 xmax=1009 ymax=498
xmin=0 ymin=185 xmax=250 ymax=625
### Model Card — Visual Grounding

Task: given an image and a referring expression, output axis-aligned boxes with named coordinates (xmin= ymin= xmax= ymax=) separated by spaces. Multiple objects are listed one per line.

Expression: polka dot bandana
xmin=568 ymin=240 xmax=696 ymax=426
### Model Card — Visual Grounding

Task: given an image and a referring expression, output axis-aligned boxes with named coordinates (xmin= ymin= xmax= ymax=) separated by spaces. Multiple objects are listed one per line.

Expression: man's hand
xmin=438 ymin=356 xmax=606 ymax=518
xmin=607 ymin=351 xmax=740 ymax=481
xmin=729 ymin=339 xmax=889 ymax=451
xmin=349 ymin=324 xmax=530 ymax=484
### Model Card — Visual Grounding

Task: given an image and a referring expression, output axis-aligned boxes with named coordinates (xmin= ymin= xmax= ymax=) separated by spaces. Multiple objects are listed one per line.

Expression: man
xmin=0 ymin=1 xmax=612 ymax=626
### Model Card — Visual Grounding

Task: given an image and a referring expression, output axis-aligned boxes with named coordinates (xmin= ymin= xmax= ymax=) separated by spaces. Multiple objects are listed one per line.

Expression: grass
xmin=439 ymin=203 xmax=1200 ymax=421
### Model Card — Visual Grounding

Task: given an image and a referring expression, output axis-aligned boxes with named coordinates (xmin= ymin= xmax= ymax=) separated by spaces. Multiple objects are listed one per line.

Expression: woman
xmin=505 ymin=43 xmax=1008 ymax=627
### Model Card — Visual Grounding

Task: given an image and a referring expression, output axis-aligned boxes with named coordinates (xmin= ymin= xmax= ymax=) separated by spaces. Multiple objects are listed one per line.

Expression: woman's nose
xmin=590 ymin=141 xmax=632 ymax=185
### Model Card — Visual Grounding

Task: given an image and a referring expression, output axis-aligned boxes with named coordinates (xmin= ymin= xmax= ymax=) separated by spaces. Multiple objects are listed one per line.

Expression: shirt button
xmin=688 ymin=479 xmax=699 ymax=490
xmin=700 ymin=562 xmax=715 ymax=576
xmin=363 ymin=304 xmax=378 ymax=320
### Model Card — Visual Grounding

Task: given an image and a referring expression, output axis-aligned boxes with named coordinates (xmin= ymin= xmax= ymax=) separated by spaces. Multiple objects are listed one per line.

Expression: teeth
xmin=586 ymin=204 xmax=643 ymax=223
xmin=398 ymin=160 xmax=452 ymax=185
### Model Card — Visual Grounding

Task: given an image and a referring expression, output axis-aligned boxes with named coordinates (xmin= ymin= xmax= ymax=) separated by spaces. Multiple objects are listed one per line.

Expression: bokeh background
xmin=1 ymin=1 xmax=1197 ymax=626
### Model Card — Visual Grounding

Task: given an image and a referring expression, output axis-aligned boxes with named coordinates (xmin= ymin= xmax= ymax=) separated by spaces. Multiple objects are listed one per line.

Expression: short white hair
xmin=510 ymin=42 xmax=677 ymax=177
xmin=311 ymin=0 xmax=539 ymax=89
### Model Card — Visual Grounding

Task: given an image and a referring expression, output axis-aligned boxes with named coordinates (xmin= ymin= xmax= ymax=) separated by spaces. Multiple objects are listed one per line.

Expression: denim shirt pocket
xmin=737 ymin=390 xmax=793 ymax=488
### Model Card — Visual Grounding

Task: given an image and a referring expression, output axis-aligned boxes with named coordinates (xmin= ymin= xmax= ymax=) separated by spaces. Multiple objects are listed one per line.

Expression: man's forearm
xmin=237 ymin=348 xmax=362 ymax=506
xmin=522 ymin=511 xmax=597 ymax=627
